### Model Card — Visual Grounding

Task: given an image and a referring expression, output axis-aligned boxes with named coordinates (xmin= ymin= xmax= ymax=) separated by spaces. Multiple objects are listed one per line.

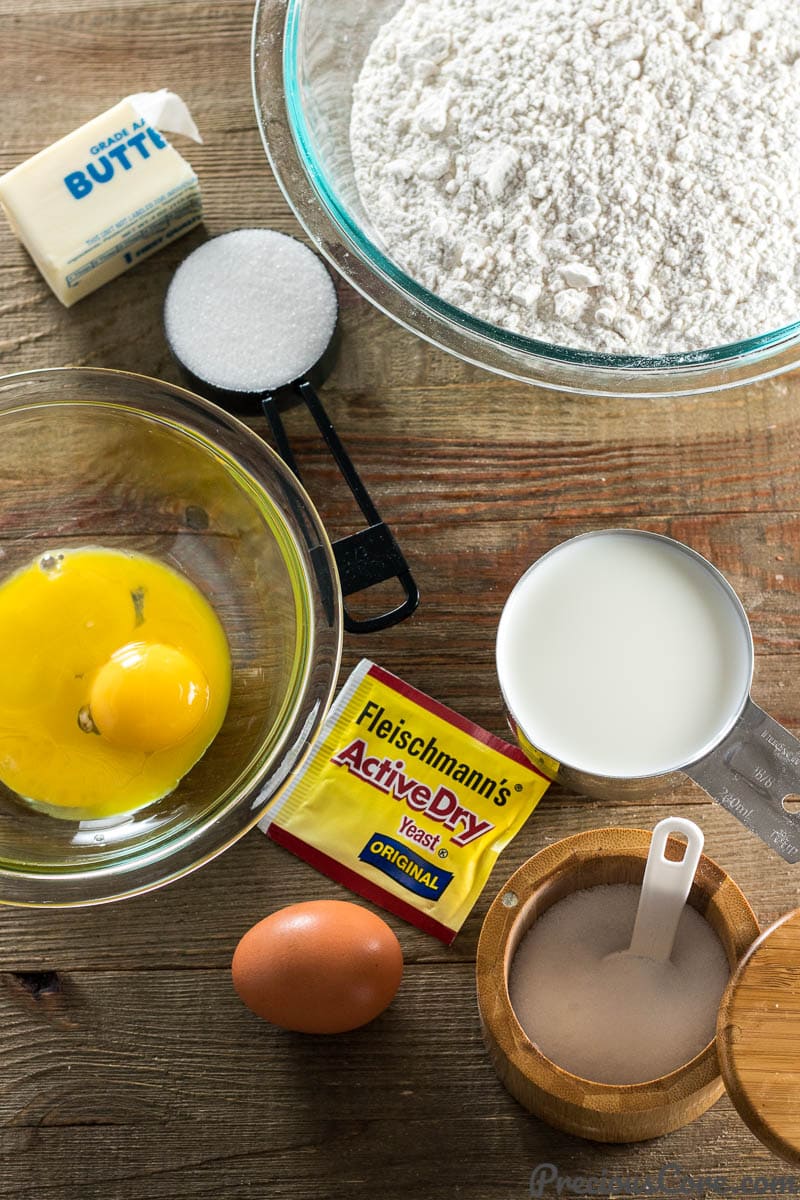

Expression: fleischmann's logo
xmin=332 ymin=737 xmax=494 ymax=846
xmin=353 ymin=699 xmax=513 ymax=804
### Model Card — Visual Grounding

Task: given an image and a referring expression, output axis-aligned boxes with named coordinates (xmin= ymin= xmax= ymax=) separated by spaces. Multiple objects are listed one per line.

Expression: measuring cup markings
xmin=687 ymin=700 xmax=800 ymax=864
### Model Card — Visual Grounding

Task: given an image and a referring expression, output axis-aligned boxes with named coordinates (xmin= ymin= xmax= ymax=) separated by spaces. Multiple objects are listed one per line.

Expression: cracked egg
xmin=0 ymin=547 xmax=231 ymax=818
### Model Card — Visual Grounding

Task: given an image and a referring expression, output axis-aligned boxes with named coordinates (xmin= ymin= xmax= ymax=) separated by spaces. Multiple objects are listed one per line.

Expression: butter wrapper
xmin=260 ymin=660 xmax=550 ymax=943
xmin=0 ymin=89 xmax=203 ymax=306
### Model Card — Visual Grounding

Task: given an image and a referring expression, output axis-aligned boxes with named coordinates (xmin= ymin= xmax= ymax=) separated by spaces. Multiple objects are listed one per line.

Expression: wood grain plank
xmin=3 ymin=0 xmax=800 ymax=1196
xmin=0 ymin=962 xmax=790 ymax=1200
xmin=1 ymin=795 xmax=798 ymax=973
xmin=235 ymin=389 xmax=800 ymax=525
xmin=319 ymin=515 xmax=800 ymax=655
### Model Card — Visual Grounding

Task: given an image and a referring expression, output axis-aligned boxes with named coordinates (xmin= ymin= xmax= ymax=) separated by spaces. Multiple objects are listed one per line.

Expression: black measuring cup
xmin=163 ymin=229 xmax=418 ymax=634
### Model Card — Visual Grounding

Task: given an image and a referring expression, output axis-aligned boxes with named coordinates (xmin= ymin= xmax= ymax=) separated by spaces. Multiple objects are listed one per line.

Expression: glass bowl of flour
xmin=253 ymin=0 xmax=800 ymax=397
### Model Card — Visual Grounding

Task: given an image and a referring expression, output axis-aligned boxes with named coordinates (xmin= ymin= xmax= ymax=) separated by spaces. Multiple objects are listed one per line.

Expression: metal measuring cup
xmin=497 ymin=529 xmax=800 ymax=864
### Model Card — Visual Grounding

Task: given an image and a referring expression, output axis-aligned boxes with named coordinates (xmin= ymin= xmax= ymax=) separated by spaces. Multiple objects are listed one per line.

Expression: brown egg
xmin=231 ymin=899 xmax=404 ymax=1034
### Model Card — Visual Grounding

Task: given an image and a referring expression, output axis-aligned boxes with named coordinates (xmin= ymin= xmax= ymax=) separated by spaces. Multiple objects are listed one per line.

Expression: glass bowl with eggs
xmin=0 ymin=367 xmax=341 ymax=905
xmin=252 ymin=0 xmax=800 ymax=398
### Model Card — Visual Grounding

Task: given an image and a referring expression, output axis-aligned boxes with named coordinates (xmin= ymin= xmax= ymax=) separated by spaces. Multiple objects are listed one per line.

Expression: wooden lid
xmin=718 ymin=907 xmax=800 ymax=1165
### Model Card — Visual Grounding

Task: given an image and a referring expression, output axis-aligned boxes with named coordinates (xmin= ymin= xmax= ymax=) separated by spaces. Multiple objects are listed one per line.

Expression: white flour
xmin=350 ymin=0 xmax=800 ymax=355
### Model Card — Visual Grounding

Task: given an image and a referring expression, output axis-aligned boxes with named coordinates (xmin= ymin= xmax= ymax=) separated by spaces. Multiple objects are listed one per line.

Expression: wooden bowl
xmin=476 ymin=827 xmax=760 ymax=1143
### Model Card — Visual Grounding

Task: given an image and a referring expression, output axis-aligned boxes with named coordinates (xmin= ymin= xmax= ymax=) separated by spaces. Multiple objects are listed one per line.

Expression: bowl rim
xmin=0 ymin=365 xmax=344 ymax=907
xmin=252 ymin=0 xmax=800 ymax=397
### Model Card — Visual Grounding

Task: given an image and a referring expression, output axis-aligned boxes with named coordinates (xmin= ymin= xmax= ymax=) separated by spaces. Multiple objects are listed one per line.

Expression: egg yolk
xmin=0 ymin=547 xmax=231 ymax=818
xmin=89 ymin=642 xmax=210 ymax=753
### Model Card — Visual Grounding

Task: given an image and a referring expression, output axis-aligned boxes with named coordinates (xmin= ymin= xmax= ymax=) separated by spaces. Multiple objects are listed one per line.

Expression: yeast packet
xmin=259 ymin=660 xmax=550 ymax=943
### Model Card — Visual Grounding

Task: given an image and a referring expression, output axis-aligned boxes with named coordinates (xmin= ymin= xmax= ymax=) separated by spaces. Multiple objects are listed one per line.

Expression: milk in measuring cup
xmin=496 ymin=531 xmax=752 ymax=778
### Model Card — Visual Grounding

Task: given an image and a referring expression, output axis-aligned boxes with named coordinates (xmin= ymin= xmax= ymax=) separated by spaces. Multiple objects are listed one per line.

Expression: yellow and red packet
xmin=259 ymin=660 xmax=550 ymax=943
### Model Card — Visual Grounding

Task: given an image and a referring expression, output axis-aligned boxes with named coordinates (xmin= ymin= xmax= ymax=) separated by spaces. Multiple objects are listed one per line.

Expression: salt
xmin=508 ymin=884 xmax=730 ymax=1085
xmin=164 ymin=229 xmax=338 ymax=394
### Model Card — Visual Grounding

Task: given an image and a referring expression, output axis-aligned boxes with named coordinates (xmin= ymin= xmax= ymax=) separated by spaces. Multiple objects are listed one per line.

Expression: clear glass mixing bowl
xmin=252 ymin=0 xmax=800 ymax=398
xmin=0 ymin=368 xmax=342 ymax=906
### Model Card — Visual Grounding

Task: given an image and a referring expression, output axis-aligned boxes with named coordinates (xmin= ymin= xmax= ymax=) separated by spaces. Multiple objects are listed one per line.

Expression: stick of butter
xmin=0 ymin=89 xmax=203 ymax=306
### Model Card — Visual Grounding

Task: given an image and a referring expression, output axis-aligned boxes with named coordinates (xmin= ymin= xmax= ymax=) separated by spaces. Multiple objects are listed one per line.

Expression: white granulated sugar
xmin=508 ymin=884 xmax=730 ymax=1085
xmin=165 ymin=230 xmax=338 ymax=392
xmin=350 ymin=0 xmax=800 ymax=355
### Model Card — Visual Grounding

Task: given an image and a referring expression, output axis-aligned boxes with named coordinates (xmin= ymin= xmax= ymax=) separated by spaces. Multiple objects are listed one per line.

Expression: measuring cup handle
xmin=685 ymin=698 xmax=800 ymax=863
xmin=262 ymin=385 xmax=419 ymax=635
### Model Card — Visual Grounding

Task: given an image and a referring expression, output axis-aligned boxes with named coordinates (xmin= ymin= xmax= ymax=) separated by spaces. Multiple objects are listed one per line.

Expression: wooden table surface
xmin=3 ymin=3 xmax=800 ymax=1198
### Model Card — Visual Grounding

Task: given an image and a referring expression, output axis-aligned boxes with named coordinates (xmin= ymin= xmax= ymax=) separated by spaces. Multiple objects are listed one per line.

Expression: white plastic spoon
xmin=627 ymin=816 xmax=705 ymax=962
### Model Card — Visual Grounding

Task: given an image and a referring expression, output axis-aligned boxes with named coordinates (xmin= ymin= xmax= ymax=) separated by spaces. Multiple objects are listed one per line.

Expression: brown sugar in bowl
xmin=476 ymin=827 xmax=760 ymax=1143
